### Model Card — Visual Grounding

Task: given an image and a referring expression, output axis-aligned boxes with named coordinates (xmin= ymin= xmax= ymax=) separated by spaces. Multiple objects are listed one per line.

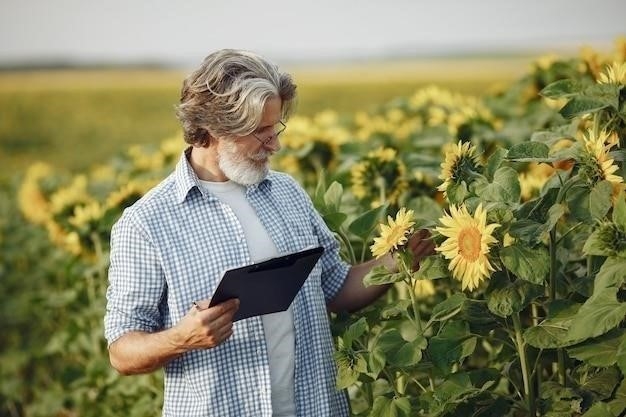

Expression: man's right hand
xmin=108 ymin=298 xmax=240 ymax=375
xmin=173 ymin=298 xmax=240 ymax=350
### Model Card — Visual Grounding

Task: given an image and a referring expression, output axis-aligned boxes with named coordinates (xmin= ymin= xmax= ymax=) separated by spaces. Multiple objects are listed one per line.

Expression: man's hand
xmin=406 ymin=229 xmax=436 ymax=271
xmin=173 ymin=298 xmax=240 ymax=350
xmin=108 ymin=298 xmax=239 ymax=375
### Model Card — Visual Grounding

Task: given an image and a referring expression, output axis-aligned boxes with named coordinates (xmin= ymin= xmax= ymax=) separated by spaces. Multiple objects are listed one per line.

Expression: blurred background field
xmin=0 ymin=56 xmax=530 ymax=179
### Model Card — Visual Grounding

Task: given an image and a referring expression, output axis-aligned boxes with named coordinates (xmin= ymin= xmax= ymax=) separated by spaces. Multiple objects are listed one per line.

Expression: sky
xmin=1 ymin=0 xmax=625 ymax=67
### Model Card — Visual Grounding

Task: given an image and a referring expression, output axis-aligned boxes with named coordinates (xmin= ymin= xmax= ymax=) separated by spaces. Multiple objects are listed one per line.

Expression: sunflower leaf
xmin=560 ymin=97 xmax=609 ymax=119
xmin=499 ymin=242 xmax=550 ymax=284
xmin=567 ymin=329 xmax=626 ymax=368
xmin=363 ymin=265 xmax=405 ymax=287
xmin=485 ymin=147 xmax=508 ymax=180
xmin=413 ymin=255 xmax=449 ymax=280
xmin=348 ymin=204 xmax=388 ymax=240
xmin=506 ymin=142 xmax=551 ymax=162
xmin=566 ymin=287 xmax=626 ymax=342
xmin=540 ymin=79 xmax=581 ymax=99
xmin=594 ymin=257 xmax=626 ymax=292
xmin=613 ymin=191 xmax=626 ymax=228
xmin=473 ymin=166 xmax=521 ymax=204
xmin=323 ymin=181 xmax=343 ymax=212
xmin=590 ymin=181 xmax=613 ymax=220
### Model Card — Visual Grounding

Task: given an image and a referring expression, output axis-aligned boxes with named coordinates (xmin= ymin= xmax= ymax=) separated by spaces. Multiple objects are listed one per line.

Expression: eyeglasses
xmin=251 ymin=121 xmax=287 ymax=146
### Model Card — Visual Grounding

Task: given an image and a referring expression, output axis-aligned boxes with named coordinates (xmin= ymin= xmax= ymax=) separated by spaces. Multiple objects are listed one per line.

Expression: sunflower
xmin=370 ymin=208 xmax=415 ymax=259
xmin=580 ymin=129 xmax=624 ymax=187
xmin=597 ymin=62 xmax=626 ymax=85
xmin=436 ymin=204 xmax=500 ymax=291
xmin=438 ymin=141 xmax=482 ymax=197
xmin=350 ymin=147 xmax=408 ymax=207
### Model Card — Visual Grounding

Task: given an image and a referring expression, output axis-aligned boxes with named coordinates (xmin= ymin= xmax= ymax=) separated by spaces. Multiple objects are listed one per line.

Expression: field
xmin=0 ymin=56 xmax=528 ymax=178
xmin=4 ymin=46 xmax=626 ymax=417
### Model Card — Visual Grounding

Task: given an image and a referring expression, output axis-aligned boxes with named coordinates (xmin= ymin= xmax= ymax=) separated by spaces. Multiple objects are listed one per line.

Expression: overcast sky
xmin=1 ymin=0 xmax=624 ymax=67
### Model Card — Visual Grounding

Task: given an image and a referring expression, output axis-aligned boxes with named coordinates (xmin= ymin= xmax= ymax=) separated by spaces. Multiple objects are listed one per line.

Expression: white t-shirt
xmin=200 ymin=179 xmax=296 ymax=417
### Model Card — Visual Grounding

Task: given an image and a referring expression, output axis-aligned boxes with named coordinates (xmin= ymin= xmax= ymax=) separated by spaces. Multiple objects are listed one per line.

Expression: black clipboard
xmin=208 ymin=246 xmax=324 ymax=321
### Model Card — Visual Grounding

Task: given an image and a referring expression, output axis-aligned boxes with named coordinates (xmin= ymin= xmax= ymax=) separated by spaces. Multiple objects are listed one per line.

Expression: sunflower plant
xmin=331 ymin=78 xmax=626 ymax=415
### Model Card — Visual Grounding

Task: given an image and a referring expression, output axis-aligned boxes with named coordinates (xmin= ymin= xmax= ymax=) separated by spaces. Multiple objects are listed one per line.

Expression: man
xmin=104 ymin=49 xmax=434 ymax=417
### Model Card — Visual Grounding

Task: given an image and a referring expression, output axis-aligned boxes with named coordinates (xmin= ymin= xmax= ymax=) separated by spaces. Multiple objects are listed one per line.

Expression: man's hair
xmin=176 ymin=49 xmax=297 ymax=147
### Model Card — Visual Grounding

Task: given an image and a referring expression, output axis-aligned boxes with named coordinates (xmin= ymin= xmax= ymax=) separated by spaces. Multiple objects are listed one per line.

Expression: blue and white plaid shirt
xmin=104 ymin=149 xmax=351 ymax=417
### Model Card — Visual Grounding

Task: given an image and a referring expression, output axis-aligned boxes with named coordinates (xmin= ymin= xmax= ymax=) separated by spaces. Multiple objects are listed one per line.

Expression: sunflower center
xmin=458 ymin=226 xmax=481 ymax=261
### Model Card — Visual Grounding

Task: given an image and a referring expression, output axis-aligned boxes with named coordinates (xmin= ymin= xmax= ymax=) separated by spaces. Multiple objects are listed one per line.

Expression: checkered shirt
xmin=104 ymin=149 xmax=351 ymax=417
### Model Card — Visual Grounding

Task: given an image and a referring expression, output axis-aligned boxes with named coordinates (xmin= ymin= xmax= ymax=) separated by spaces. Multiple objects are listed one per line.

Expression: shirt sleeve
xmin=103 ymin=212 xmax=166 ymax=346
xmin=294 ymin=185 xmax=351 ymax=303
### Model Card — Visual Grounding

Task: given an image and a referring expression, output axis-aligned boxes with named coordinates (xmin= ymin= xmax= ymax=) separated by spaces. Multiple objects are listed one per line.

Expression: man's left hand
xmin=406 ymin=229 xmax=436 ymax=271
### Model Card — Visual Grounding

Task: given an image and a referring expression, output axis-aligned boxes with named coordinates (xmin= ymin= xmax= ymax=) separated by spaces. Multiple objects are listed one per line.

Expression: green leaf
xmin=321 ymin=211 xmax=347 ymax=232
xmin=616 ymin=335 xmax=626 ymax=377
xmin=541 ymin=203 xmax=567 ymax=235
xmin=590 ymin=181 xmax=613 ymax=220
xmin=487 ymin=280 xmax=543 ymax=318
xmin=407 ymin=196 xmax=443 ymax=223
xmin=560 ymin=97 xmax=608 ymax=119
xmin=584 ymin=229 xmax=614 ymax=257
xmin=376 ymin=329 xmax=405 ymax=353
xmin=473 ymin=166 xmax=521 ymax=204
xmin=485 ymin=147 xmax=508 ymax=180
xmin=524 ymin=302 xmax=582 ymax=348
xmin=567 ymin=329 xmax=626 ymax=367
xmin=420 ymin=372 xmax=491 ymax=415
xmin=540 ymin=79 xmax=580 ymax=99
xmin=567 ymin=183 xmax=593 ymax=222
xmin=585 ymin=83 xmax=621 ymax=109
xmin=370 ymin=396 xmax=412 ymax=417
xmin=567 ymin=287 xmax=626 ymax=342
xmin=413 ymin=255 xmax=450 ymax=280
xmin=313 ymin=171 xmax=328 ymax=209
xmin=613 ymin=192 xmax=626 ymax=228
xmin=580 ymin=366 xmax=621 ymax=400
xmin=381 ymin=300 xmax=411 ymax=319
xmin=363 ymin=265 xmax=405 ymax=287
xmin=508 ymin=219 xmax=544 ymax=244
xmin=499 ymin=242 xmax=550 ymax=284
xmin=430 ymin=293 xmax=466 ymax=322
xmin=367 ymin=347 xmax=386 ymax=377
xmin=348 ymin=204 xmax=388 ymax=240
xmin=447 ymin=181 xmax=469 ymax=206
xmin=390 ymin=336 xmax=426 ymax=367
xmin=342 ymin=317 xmax=368 ymax=346
xmin=582 ymin=402 xmax=617 ymax=417
xmin=506 ymin=142 xmax=550 ymax=161
xmin=324 ymin=181 xmax=343 ymax=212
xmin=428 ymin=322 xmax=476 ymax=372
xmin=608 ymin=378 xmax=626 ymax=416
xmin=594 ymin=257 xmax=626 ymax=293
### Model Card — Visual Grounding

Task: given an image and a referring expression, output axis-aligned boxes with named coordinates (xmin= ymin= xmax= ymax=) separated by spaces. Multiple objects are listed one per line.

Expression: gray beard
xmin=218 ymin=143 xmax=270 ymax=186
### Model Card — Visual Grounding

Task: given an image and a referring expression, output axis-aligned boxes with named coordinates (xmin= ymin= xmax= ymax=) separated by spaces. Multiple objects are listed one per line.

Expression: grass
xmin=0 ymin=56 xmax=533 ymax=179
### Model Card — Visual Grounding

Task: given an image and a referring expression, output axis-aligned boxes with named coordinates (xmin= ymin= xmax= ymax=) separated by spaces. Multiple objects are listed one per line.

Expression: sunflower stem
xmin=401 ymin=254 xmax=423 ymax=335
xmin=549 ymin=229 xmax=567 ymax=387
xmin=337 ymin=228 xmax=357 ymax=264
xmin=407 ymin=278 xmax=423 ymax=335
xmin=513 ymin=312 xmax=536 ymax=417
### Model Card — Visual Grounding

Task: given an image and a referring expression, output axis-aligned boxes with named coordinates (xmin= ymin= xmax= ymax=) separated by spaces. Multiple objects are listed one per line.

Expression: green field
xmin=0 ymin=57 xmax=531 ymax=179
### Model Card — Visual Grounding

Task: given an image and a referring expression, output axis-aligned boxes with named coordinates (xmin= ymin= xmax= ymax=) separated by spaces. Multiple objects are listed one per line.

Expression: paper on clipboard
xmin=208 ymin=246 xmax=324 ymax=321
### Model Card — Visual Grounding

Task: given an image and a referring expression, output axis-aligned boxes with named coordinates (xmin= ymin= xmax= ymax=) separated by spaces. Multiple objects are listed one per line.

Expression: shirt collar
xmin=174 ymin=147 xmax=273 ymax=204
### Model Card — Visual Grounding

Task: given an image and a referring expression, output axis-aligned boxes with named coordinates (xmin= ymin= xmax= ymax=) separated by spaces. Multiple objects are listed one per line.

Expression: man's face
xmin=217 ymin=96 xmax=283 ymax=186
